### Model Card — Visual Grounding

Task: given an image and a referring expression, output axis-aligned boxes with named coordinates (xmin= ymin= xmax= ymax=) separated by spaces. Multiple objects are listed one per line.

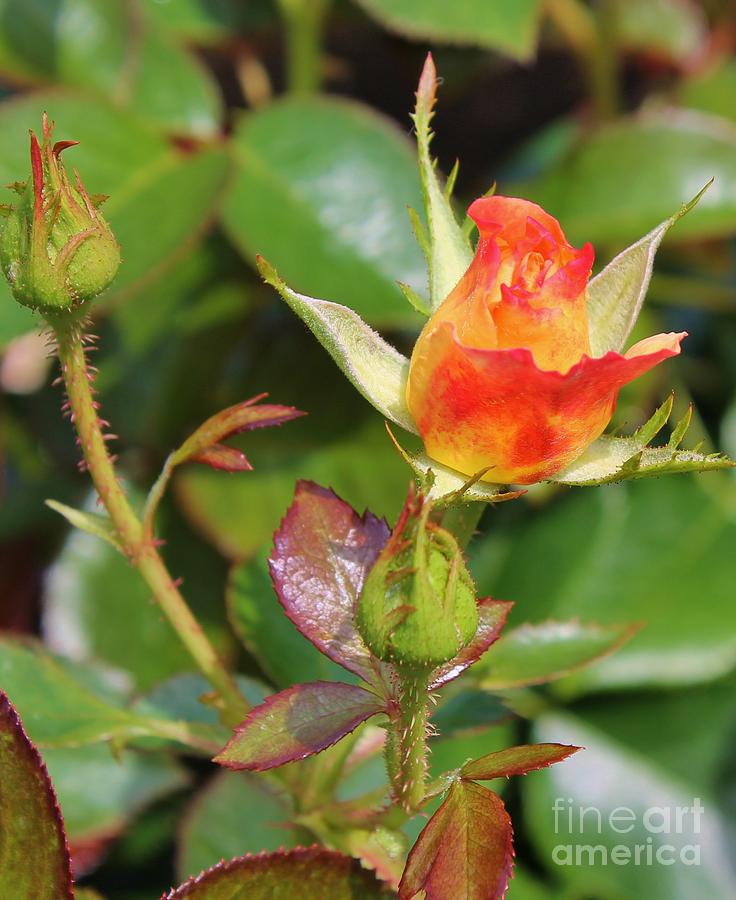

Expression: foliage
xmin=0 ymin=1 xmax=735 ymax=898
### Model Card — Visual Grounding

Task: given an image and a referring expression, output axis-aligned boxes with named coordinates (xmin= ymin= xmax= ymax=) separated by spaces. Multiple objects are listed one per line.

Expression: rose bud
xmin=357 ymin=487 xmax=478 ymax=672
xmin=0 ymin=114 xmax=120 ymax=312
xmin=406 ymin=196 xmax=685 ymax=485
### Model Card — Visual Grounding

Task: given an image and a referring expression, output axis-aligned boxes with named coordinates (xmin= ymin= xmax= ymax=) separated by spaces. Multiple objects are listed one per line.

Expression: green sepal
xmin=258 ymin=255 xmax=417 ymax=433
xmin=587 ymin=182 xmax=711 ymax=356
xmin=550 ymin=395 xmax=736 ymax=486
xmin=411 ymin=53 xmax=472 ymax=312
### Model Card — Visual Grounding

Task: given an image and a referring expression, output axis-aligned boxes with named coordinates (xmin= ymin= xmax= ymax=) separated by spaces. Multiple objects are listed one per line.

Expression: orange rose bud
xmin=406 ymin=196 xmax=685 ymax=485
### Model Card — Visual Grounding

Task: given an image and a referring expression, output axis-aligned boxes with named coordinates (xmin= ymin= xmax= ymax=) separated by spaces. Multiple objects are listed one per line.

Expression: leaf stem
xmin=52 ymin=317 xmax=248 ymax=727
xmin=277 ymin=0 xmax=331 ymax=94
xmin=142 ymin=453 xmax=175 ymax=539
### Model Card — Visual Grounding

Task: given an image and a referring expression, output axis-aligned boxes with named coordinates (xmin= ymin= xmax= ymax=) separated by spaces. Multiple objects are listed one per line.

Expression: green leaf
xmin=142 ymin=0 xmax=257 ymax=42
xmin=431 ymin=692 xmax=510 ymax=736
xmin=524 ymin=687 xmax=736 ymax=898
xmin=258 ymin=259 xmax=416 ymax=433
xmin=506 ymin=868 xmax=562 ymax=900
xmin=222 ymin=96 xmax=426 ymax=326
xmin=0 ymin=692 xmax=73 ymax=899
xmin=0 ymin=93 xmax=230 ymax=315
xmin=0 ymin=638 xmax=222 ymax=751
xmin=354 ymin=0 xmax=543 ymax=60
xmin=549 ymin=395 xmax=735 ymax=486
xmin=471 ymin=477 xmax=736 ymax=691
xmin=460 ymin=742 xmax=580 ymax=781
xmin=105 ymin=142 xmax=231 ymax=299
xmin=0 ymin=638 xmax=142 ymax=746
xmin=680 ymin=57 xmax=736 ymax=126
xmin=214 ymin=682 xmax=384 ymax=771
xmin=411 ymin=54 xmax=472 ymax=311
xmin=44 ymin=743 xmax=187 ymax=849
xmin=177 ymin=772 xmax=297 ymax=882
xmin=45 ymin=499 xmax=122 ymax=551
xmin=123 ymin=14 xmax=223 ymax=139
xmin=587 ymin=185 xmax=710 ymax=355
xmin=475 ymin=621 xmax=641 ymax=690
xmin=0 ymin=0 xmax=222 ymax=137
xmin=132 ymin=674 xmax=267 ymax=741
xmin=399 ymin=781 xmax=514 ymax=900
xmin=228 ymin=551 xmax=354 ymax=688
xmin=613 ymin=0 xmax=707 ymax=63
xmin=43 ymin=500 xmax=230 ymax=691
xmin=166 ymin=846 xmax=393 ymax=898
xmin=515 ymin=109 xmax=736 ymax=245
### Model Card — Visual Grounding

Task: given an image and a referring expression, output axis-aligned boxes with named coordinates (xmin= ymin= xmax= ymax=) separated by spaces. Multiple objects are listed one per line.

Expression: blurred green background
xmin=0 ymin=1 xmax=735 ymax=897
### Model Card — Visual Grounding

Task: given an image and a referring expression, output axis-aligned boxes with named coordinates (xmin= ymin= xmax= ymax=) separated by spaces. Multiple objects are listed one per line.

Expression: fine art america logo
xmin=551 ymin=798 xmax=705 ymax=867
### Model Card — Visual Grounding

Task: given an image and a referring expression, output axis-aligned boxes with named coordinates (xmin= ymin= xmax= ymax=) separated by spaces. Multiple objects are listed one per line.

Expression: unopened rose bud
xmin=406 ymin=196 xmax=685 ymax=484
xmin=0 ymin=114 xmax=120 ymax=313
xmin=357 ymin=488 xmax=478 ymax=671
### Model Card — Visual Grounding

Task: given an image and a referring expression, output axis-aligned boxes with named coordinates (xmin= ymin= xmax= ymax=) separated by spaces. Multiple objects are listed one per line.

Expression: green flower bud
xmin=357 ymin=488 xmax=479 ymax=671
xmin=0 ymin=114 xmax=120 ymax=312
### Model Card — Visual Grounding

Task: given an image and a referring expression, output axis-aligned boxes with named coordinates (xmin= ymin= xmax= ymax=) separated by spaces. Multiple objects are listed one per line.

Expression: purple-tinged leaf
xmin=270 ymin=480 xmax=390 ymax=679
xmin=191 ymin=444 xmax=253 ymax=472
xmin=164 ymin=845 xmax=393 ymax=898
xmin=213 ymin=682 xmax=384 ymax=771
xmin=0 ymin=691 xmax=73 ymax=899
xmin=430 ymin=599 xmax=513 ymax=689
xmin=172 ymin=393 xmax=305 ymax=467
xmin=399 ymin=781 xmax=514 ymax=900
xmin=460 ymin=743 xmax=582 ymax=782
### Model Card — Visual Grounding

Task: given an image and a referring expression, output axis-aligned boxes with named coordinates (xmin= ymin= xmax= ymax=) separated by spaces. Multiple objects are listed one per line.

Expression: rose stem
xmin=52 ymin=315 xmax=248 ymax=727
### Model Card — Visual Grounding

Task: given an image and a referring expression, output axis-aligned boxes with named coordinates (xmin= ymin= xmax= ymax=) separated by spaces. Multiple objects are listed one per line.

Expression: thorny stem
xmin=386 ymin=668 xmax=431 ymax=812
xmin=52 ymin=316 xmax=248 ymax=728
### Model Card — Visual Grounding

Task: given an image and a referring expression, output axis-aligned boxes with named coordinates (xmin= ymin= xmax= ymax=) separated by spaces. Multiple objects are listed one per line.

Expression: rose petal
xmin=407 ymin=323 xmax=685 ymax=485
xmin=468 ymin=196 xmax=567 ymax=247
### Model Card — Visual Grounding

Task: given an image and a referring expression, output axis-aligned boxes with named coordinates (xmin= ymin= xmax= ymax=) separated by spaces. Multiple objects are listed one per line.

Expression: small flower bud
xmin=357 ymin=488 xmax=479 ymax=671
xmin=0 ymin=114 xmax=120 ymax=312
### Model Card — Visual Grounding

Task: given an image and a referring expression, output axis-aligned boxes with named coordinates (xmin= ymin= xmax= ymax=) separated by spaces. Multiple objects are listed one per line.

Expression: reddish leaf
xmin=0 ymin=691 xmax=73 ymax=899
xmin=213 ymin=682 xmax=384 ymax=771
xmin=399 ymin=781 xmax=514 ymax=900
xmin=460 ymin=742 xmax=582 ymax=782
xmin=173 ymin=394 xmax=305 ymax=467
xmin=270 ymin=481 xmax=390 ymax=679
xmin=192 ymin=444 xmax=253 ymax=472
xmin=164 ymin=845 xmax=392 ymax=898
xmin=430 ymin=599 xmax=513 ymax=689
